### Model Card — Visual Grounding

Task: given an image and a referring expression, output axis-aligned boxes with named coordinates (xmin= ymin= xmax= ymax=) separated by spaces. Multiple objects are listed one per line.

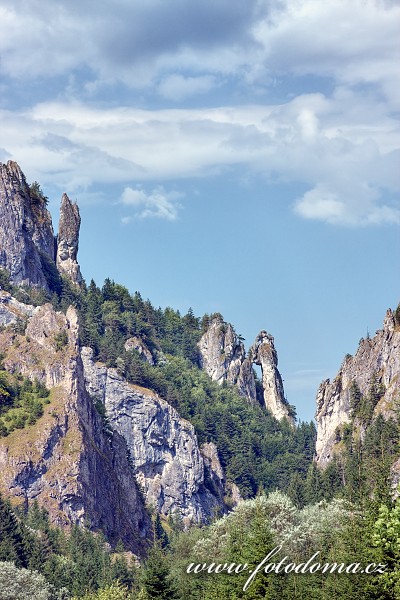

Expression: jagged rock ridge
xmin=0 ymin=161 xmax=55 ymax=290
xmin=198 ymin=315 xmax=294 ymax=424
xmin=315 ymin=308 xmax=400 ymax=466
xmin=0 ymin=160 xmax=82 ymax=289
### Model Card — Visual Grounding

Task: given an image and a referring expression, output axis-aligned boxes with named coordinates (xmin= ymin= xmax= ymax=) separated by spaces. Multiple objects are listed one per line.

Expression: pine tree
xmin=0 ymin=494 xmax=27 ymax=567
xmin=141 ymin=545 xmax=177 ymax=600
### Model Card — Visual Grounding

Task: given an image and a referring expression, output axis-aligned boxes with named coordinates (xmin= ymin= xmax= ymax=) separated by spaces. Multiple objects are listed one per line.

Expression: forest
xmin=0 ymin=270 xmax=399 ymax=599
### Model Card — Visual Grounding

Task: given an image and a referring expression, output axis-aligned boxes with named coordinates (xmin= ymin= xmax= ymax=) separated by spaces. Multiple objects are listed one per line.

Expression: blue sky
xmin=0 ymin=0 xmax=399 ymax=422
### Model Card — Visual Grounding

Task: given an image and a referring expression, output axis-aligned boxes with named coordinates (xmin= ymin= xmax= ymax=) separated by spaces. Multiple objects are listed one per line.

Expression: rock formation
xmin=198 ymin=314 xmax=248 ymax=386
xmin=315 ymin=308 xmax=400 ymax=466
xmin=0 ymin=290 xmax=37 ymax=326
xmin=0 ymin=161 xmax=55 ymax=290
xmin=0 ymin=302 xmax=150 ymax=553
xmin=56 ymin=193 xmax=83 ymax=285
xmin=81 ymin=347 xmax=227 ymax=525
xmin=124 ymin=336 xmax=155 ymax=365
xmin=249 ymin=331 xmax=295 ymax=425
xmin=0 ymin=161 xmax=83 ymax=290
xmin=198 ymin=316 xmax=295 ymax=423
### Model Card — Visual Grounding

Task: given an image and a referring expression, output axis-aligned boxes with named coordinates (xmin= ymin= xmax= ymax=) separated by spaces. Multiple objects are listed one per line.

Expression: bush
xmin=0 ymin=561 xmax=68 ymax=600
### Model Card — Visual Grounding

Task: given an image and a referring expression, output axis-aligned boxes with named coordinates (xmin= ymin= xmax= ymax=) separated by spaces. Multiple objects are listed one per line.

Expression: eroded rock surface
xmin=81 ymin=346 xmax=226 ymax=525
xmin=0 ymin=302 xmax=150 ymax=553
xmin=56 ymin=193 xmax=83 ymax=285
xmin=198 ymin=316 xmax=294 ymax=423
xmin=0 ymin=161 xmax=55 ymax=289
xmin=315 ymin=309 xmax=400 ymax=466
xmin=249 ymin=331 xmax=295 ymax=425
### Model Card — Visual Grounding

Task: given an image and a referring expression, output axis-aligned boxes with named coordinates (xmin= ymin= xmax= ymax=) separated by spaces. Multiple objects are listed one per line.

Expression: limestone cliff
xmin=0 ymin=302 xmax=150 ymax=553
xmin=198 ymin=315 xmax=248 ymax=385
xmin=81 ymin=347 xmax=227 ymax=525
xmin=198 ymin=316 xmax=295 ymax=423
xmin=0 ymin=161 xmax=55 ymax=290
xmin=249 ymin=331 xmax=295 ymax=426
xmin=198 ymin=315 xmax=257 ymax=404
xmin=315 ymin=308 xmax=400 ymax=466
xmin=0 ymin=161 xmax=83 ymax=290
xmin=56 ymin=193 xmax=83 ymax=285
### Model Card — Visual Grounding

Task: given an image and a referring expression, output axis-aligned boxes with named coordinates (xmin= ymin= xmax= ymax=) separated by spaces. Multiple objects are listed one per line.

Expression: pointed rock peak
xmin=250 ymin=331 xmax=278 ymax=365
xmin=56 ymin=193 xmax=83 ymax=285
xmin=198 ymin=314 xmax=246 ymax=386
xmin=1 ymin=160 xmax=27 ymax=188
xmin=383 ymin=308 xmax=395 ymax=333
xmin=0 ymin=160 xmax=55 ymax=289
xmin=250 ymin=330 xmax=295 ymax=426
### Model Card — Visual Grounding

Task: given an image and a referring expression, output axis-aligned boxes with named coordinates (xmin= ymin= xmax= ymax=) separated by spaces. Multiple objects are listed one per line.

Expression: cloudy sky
xmin=1 ymin=0 xmax=399 ymax=421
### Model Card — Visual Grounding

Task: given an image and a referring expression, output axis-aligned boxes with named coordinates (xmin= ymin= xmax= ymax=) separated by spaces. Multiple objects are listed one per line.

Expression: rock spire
xmin=56 ymin=193 xmax=83 ymax=285
xmin=198 ymin=315 xmax=295 ymax=424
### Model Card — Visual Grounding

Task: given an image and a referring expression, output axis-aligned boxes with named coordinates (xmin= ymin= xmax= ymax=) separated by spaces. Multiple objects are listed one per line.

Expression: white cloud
xmin=294 ymin=182 xmax=400 ymax=226
xmin=0 ymin=0 xmax=398 ymax=108
xmin=157 ymin=74 xmax=217 ymax=101
xmin=253 ymin=0 xmax=400 ymax=108
xmin=120 ymin=186 xmax=182 ymax=220
xmin=0 ymin=85 xmax=398 ymax=226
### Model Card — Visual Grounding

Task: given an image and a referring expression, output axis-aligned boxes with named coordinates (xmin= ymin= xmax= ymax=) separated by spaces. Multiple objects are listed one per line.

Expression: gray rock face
xmin=315 ymin=308 xmax=400 ymax=466
xmin=56 ymin=193 xmax=83 ymax=285
xmin=198 ymin=316 xmax=294 ymax=423
xmin=250 ymin=331 xmax=295 ymax=425
xmin=198 ymin=315 xmax=246 ymax=384
xmin=198 ymin=315 xmax=257 ymax=404
xmin=124 ymin=336 xmax=155 ymax=365
xmin=0 ymin=301 xmax=151 ymax=554
xmin=0 ymin=290 xmax=37 ymax=326
xmin=81 ymin=347 xmax=226 ymax=525
xmin=0 ymin=161 xmax=55 ymax=290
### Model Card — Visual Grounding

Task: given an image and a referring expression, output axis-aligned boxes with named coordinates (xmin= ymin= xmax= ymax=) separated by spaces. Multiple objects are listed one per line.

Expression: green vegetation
xmin=0 ymin=370 xmax=50 ymax=436
xmin=1 ymin=260 xmax=399 ymax=598
xmin=1 ymin=488 xmax=399 ymax=599
xmin=0 ymin=496 xmax=137 ymax=598
xmin=0 ymin=268 xmax=12 ymax=292
xmin=29 ymin=181 xmax=49 ymax=206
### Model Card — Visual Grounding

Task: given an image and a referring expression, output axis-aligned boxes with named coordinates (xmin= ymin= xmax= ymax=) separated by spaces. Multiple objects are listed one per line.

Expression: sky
xmin=0 ymin=0 xmax=399 ymax=422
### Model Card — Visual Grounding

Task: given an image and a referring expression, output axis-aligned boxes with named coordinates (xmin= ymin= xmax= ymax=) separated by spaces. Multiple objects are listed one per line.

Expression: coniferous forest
xmin=0 ymin=269 xmax=399 ymax=599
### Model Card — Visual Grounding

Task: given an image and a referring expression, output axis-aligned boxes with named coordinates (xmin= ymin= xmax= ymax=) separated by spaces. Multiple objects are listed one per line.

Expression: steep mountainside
xmin=315 ymin=307 xmax=400 ymax=469
xmin=0 ymin=301 xmax=150 ymax=553
xmin=81 ymin=346 xmax=227 ymax=525
xmin=0 ymin=160 xmax=339 ymax=549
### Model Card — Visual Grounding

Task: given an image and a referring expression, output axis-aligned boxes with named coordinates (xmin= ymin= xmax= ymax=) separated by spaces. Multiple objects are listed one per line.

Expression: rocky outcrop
xmin=0 ymin=290 xmax=37 ymax=327
xmin=249 ymin=331 xmax=295 ymax=425
xmin=315 ymin=308 xmax=400 ymax=466
xmin=81 ymin=347 xmax=226 ymax=525
xmin=124 ymin=336 xmax=155 ymax=365
xmin=0 ymin=161 xmax=83 ymax=290
xmin=0 ymin=161 xmax=55 ymax=290
xmin=198 ymin=315 xmax=257 ymax=404
xmin=56 ymin=194 xmax=83 ymax=285
xmin=236 ymin=357 xmax=257 ymax=403
xmin=198 ymin=316 xmax=295 ymax=423
xmin=198 ymin=315 xmax=247 ymax=385
xmin=0 ymin=301 xmax=150 ymax=553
